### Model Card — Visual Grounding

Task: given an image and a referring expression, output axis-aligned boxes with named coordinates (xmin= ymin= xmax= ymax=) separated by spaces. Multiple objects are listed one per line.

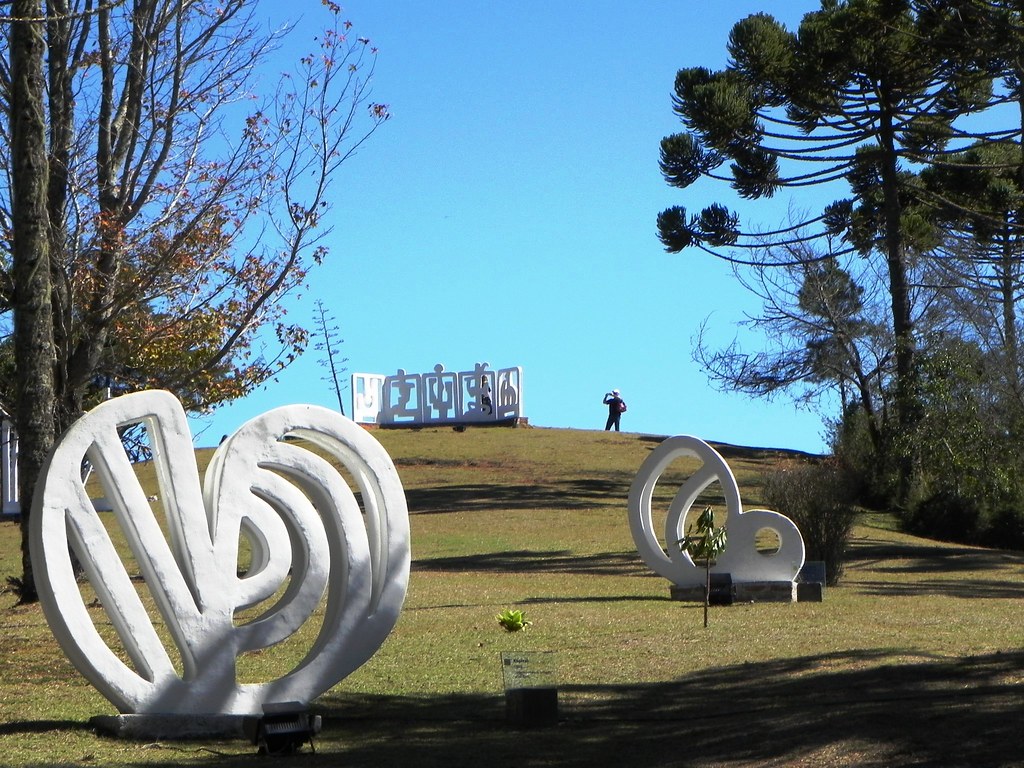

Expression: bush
xmin=827 ymin=405 xmax=898 ymax=511
xmin=980 ymin=506 xmax=1024 ymax=551
xmin=761 ymin=460 xmax=858 ymax=586
xmin=904 ymin=490 xmax=983 ymax=544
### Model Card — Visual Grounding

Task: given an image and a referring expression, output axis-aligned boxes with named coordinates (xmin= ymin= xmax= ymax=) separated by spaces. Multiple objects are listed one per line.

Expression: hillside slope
xmin=2 ymin=425 xmax=1023 ymax=767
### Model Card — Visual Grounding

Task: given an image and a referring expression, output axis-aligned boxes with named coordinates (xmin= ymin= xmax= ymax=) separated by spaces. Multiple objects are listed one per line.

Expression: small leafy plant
xmin=496 ymin=608 xmax=532 ymax=632
xmin=678 ymin=505 xmax=728 ymax=628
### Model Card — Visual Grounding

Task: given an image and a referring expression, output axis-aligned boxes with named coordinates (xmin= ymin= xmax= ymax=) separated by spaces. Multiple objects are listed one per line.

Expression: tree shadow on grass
xmin=637 ymin=434 xmax=820 ymax=461
xmin=848 ymin=540 xmax=1023 ymax=571
xmin=306 ymin=648 xmax=1024 ymax=768
xmin=413 ymin=550 xmax=653 ymax=578
xmin=846 ymin=539 xmax=1024 ymax=599
xmin=845 ymin=577 xmax=1024 ymax=600
xmin=11 ymin=651 xmax=1023 ymax=767
xmin=405 ymin=477 xmax=633 ymax=515
xmin=710 ymin=440 xmax=820 ymax=462
xmin=0 ymin=719 xmax=91 ymax=736
xmin=521 ymin=593 xmax=672 ymax=605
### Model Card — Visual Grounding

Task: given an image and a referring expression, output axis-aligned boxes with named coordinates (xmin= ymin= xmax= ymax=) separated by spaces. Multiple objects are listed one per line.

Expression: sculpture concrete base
xmin=378 ymin=416 xmax=530 ymax=430
xmin=91 ymin=714 xmax=247 ymax=740
xmin=735 ymin=581 xmax=798 ymax=603
xmin=796 ymin=561 xmax=826 ymax=602
xmin=796 ymin=581 xmax=824 ymax=602
xmin=670 ymin=580 xmax=802 ymax=603
xmin=669 ymin=573 xmax=733 ymax=605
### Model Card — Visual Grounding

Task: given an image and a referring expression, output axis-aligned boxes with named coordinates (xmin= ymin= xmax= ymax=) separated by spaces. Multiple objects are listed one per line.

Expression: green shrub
xmin=904 ymin=490 xmax=983 ymax=544
xmin=827 ymin=405 xmax=898 ymax=511
xmin=762 ymin=460 xmax=858 ymax=586
xmin=981 ymin=506 xmax=1024 ymax=550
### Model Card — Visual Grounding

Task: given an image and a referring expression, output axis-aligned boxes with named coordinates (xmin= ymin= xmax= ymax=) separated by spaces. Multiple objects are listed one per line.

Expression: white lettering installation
xmin=352 ymin=362 xmax=523 ymax=425
xmin=30 ymin=390 xmax=410 ymax=716
xmin=627 ymin=435 xmax=804 ymax=586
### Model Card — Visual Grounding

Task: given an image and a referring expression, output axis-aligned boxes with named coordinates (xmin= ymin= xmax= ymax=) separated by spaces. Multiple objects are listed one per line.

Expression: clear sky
xmin=188 ymin=1 xmax=832 ymax=453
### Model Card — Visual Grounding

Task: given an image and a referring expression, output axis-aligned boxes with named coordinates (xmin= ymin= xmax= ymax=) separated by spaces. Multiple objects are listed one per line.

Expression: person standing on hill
xmin=603 ymin=389 xmax=626 ymax=431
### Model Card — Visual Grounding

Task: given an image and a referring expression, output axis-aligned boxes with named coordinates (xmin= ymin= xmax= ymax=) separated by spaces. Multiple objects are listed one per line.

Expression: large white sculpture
xmin=30 ymin=390 xmax=410 ymax=716
xmin=627 ymin=435 xmax=804 ymax=587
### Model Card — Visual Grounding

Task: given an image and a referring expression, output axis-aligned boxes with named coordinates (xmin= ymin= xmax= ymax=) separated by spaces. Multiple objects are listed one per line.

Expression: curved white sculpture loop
xmin=30 ymin=390 xmax=410 ymax=716
xmin=627 ymin=435 xmax=804 ymax=587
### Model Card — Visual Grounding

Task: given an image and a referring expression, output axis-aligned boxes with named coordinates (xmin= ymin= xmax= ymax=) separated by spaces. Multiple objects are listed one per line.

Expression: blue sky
xmin=189 ymin=1 xmax=832 ymax=453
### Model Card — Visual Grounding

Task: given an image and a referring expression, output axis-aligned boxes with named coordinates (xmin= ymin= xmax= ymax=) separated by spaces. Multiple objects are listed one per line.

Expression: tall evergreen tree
xmin=658 ymin=0 xmax=1001 ymax=501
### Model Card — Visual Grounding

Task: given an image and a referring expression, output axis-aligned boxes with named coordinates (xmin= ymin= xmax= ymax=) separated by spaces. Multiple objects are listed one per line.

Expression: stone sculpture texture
xmin=627 ymin=435 xmax=804 ymax=586
xmin=30 ymin=390 xmax=410 ymax=716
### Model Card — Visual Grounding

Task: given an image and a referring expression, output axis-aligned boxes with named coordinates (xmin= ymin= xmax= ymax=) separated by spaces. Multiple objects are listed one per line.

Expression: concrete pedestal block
xmin=733 ymin=581 xmax=797 ymax=603
xmin=672 ymin=580 xmax=803 ymax=603
xmin=91 ymin=714 xmax=247 ymax=740
xmin=670 ymin=573 xmax=734 ymax=605
xmin=797 ymin=581 xmax=823 ymax=602
xmin=796 ymin=560 xmax=826 ymax=602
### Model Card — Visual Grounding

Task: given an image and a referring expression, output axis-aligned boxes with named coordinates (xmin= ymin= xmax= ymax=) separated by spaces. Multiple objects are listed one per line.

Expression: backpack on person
xmin=618 ymin=401 xmax=627 ymax=413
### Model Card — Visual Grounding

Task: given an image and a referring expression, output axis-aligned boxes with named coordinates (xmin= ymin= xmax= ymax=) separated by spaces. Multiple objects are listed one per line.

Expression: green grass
xmin=2 ymin=425 xmax=1024 ymax=766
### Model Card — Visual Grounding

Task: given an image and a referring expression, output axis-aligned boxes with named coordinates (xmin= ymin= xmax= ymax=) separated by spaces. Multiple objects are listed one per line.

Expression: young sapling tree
xmin=678 ymin=505 xmax=728 ymax=628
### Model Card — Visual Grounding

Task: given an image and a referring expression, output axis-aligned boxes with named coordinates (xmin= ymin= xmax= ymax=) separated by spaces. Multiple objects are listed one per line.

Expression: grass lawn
xmin=2 ymin=425 xmax=1023 ymax=767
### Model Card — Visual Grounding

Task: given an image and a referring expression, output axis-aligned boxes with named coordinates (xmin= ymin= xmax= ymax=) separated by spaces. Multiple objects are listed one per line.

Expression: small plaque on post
xmin=500 ymin=652 xmax=557 ymax=690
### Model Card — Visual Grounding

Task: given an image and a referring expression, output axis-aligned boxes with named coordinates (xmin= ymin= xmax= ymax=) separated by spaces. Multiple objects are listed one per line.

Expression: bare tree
xmin=2 ymin=0 xmax=388 ymax=601
xmin=695 ymin=237 xmax=895 ymax=456
xmin=8 ymin=0 xmax=54 ymax=601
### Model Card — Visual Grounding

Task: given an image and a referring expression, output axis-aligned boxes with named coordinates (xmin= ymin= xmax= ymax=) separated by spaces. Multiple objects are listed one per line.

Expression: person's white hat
xmin=612 ymin=389 xmax=620 ymax=394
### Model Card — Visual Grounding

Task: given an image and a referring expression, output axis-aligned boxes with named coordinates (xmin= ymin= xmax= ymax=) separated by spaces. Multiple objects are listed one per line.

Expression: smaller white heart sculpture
xmin=627 ymin=435 xmax=804 ymax=587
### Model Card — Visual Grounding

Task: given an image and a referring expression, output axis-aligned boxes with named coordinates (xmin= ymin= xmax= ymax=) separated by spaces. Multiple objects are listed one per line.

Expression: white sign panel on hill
xmin=352 ymin=362 xmax=523 ymax=425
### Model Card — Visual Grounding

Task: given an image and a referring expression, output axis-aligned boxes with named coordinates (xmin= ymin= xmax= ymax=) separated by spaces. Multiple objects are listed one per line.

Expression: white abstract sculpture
xmin=30 ymin=390 xmax=410 ymax=716
xmin=627 ymin=435 xmax=804 ymax=587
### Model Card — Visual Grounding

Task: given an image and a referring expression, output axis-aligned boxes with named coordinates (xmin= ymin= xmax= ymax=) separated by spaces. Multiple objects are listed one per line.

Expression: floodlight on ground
xmin=243 ymin=702 xmax=321 ymax=756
